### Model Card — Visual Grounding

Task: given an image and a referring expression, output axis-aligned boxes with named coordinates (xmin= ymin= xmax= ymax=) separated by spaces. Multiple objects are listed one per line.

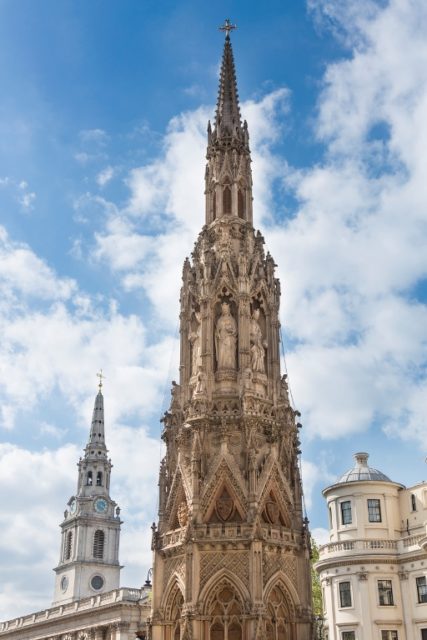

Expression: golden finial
xmin=219 ymin=18 xmax=237 ymax=37
xmin=96 ymin=369 xmax=106 ymax=390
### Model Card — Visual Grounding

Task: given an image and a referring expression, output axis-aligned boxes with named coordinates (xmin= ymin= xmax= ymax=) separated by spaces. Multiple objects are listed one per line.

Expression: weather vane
xmin=96 ymin=369 xmax=106 ymax=390
xmin=219 ymin=18 xmax=237 ymax=37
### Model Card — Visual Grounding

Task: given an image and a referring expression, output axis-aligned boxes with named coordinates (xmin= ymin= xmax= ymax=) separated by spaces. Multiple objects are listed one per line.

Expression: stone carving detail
xmin=189 ymin=311 xmax=202 ymax=376
xmin=215 ymin=488 xmax=235 ymax=522
xmin=194 ymin=367 xmax=207 ymax=397
xmin=263 ymin=553 xmax=297 ymax=585
xmin=250 ymin=308 xmax=267 ymax=373
xmin=215 ymin=302 xmax=237 ymax=370
xmin=200 ymin=552 xmax=249 ymax=591
xmin=177 ymin=501 xmax=189 ymax=527
xmin=163 ymin=556 xmax=186 ymax=591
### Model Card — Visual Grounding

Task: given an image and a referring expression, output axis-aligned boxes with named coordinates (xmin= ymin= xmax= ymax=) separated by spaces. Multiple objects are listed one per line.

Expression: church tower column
xmin=52 ymin=375 xmax=122 ymax=605
xmin=151 ymin=21 xmax=313 ymax=640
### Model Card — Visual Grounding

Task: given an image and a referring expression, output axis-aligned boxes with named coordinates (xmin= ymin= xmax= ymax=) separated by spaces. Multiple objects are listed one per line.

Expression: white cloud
xmin=79 ymin=128 xmax=109 ymax=145
xmin=0 ymin=226 xmax=76 ymax=301
xmin=96 ymin=165 xmax=115 ymax=187
xmin=263 ymin=0 xmax=427 ymax=445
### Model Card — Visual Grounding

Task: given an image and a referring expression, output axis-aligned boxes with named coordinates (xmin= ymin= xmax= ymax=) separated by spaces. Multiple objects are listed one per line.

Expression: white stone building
xmin=316 ymin=452 xmax=427 ymax=640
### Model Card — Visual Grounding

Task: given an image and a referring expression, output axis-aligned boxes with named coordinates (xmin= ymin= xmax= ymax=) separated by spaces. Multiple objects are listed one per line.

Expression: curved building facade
xmin=317 ymin=453 xmax=427 ymax=640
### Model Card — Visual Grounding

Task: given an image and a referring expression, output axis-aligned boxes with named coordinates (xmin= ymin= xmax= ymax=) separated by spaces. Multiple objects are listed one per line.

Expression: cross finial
xmin=219 ymin=18 xmax=237 ymax=38
xmin=96 ymin=369 xmax=106 ymax=390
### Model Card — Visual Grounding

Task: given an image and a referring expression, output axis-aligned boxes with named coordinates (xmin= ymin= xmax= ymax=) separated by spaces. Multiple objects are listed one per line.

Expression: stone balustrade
xmin=161 ymin=523 xmax=298 ymax=549
xmin=319 ymin=538 xmax=398 ymax=558
xmin=0 ymin=587 xmax=149 ymax=633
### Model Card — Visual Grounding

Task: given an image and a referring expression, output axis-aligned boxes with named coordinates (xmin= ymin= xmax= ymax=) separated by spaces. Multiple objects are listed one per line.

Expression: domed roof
xmin=337 ymin=452 xmax=392 ymax=483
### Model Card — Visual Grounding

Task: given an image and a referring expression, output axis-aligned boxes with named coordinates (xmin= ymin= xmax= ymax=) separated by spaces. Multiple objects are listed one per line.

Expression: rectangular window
xmin=378 ymin=580 xmax=394 ymax=606
xmin=341 ymin=501 xmax=352 ymax=525
xmin=342 ymin=632 xmax=355 ymax=640
xmin=381 ymin=632 xmax=398 ymax=640
xmin=339 ymin=581 xmax=352 ymax=608
xmin=368 ymin=498 xmax=382 ymax=522
xmin=421 ymin=629 xmax=427 ymax=640
xmin=417 ymin=576 xmax=427 ymax=603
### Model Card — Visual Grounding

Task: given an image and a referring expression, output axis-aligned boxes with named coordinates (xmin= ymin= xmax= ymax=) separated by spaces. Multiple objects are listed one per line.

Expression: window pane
xmin=341 ymin=501 xmax=352 ymax=525
xmin=342 ymin=632 xmax=355 ymax=640
xmin=339 ymin=582 xmax=352 ymax=608
xmin=368 ymin=499 xmax=382 ymax=522
xmin=381 ymin=632 xmax=398 ymax=640
xmin=417 ymin=577 xmax=427 ymax=603
xmin=378 ymin=580 xmax=394 ymax=606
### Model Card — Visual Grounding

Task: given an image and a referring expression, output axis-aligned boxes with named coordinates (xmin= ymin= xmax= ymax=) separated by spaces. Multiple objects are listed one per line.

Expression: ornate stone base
xmin=215 ymin=368 xmax=238 ymax=393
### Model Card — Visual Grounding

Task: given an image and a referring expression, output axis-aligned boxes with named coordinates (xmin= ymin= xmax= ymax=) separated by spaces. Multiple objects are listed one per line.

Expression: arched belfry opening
xmin=151 ymin=21 xmax=312 ymax=640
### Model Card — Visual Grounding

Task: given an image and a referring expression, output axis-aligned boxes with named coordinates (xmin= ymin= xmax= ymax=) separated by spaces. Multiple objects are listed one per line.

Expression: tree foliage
xmin=310 ymin=536 xmax=323 ymax=616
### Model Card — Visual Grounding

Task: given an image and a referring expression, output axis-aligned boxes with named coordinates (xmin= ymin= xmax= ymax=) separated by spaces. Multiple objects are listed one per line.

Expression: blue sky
xmin=2 ymin=0 xmax=427 ymax=620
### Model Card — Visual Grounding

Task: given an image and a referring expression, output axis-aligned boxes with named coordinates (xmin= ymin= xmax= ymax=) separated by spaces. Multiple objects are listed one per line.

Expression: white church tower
xmin=53 ymin=376 xmax=122 ymax=605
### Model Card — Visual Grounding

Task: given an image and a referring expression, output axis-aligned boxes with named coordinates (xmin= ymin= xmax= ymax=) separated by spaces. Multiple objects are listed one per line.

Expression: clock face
xmin=94 ymin=498 xmax=108 ymax=513
xmin=69 ymin=499 xmax=77 ymax=514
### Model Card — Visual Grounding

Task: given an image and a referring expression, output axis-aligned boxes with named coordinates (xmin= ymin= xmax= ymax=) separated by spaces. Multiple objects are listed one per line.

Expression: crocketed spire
xmin=214 ymin=32 xmax=242 ymax=139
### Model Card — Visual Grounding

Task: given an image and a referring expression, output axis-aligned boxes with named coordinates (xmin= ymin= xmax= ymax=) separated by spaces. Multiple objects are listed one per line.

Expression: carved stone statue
xmin=189 ymin=311 xmax=202 ymax=375
xmin=250 ymin=309 xmax=267 ymax=373
xmin=194 ymin=366 xmax=207 ymax=396
xmin=215 ymin=302 xmax=237 ymax=370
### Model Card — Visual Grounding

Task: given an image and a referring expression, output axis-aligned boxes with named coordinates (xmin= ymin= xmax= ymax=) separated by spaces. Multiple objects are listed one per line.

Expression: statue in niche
xmin=215 ymin=302 xmax=237 ymax=370
xmin=194 ymin=366 xmax=207 ymax=396
xmin=250 ymin=308 xmax=267 ymax=373
xmin=189 ymin=311 xmax=202 ymax=375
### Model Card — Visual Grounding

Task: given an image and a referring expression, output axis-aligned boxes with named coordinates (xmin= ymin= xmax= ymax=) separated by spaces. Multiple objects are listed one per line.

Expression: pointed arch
xmin=264 ymin=573 xmax=301 ymax=611
xmin=223 ymin=185 xmax=232 ymax=214
xmin=201 ymin=459 xmax=247 ymax=523
xmin=263 ymin=578 xmax=299 ymax=640
xmin=237 ymin=189 xmax=245 ymax=219
xmin=162 ymin=576 xmax=185 ymax=621
xmin=199 ymin=569 xmax=249 ymax=616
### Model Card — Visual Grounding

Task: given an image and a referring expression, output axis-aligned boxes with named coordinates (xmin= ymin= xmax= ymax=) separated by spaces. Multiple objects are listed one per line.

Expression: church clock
xmin=94 ymin=497 xmax=108 ymax=513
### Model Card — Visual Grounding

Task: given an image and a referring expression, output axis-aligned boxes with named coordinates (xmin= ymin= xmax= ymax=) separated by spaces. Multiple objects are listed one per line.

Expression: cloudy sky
xmin=1 ymin=0 xmax=427 ymax=620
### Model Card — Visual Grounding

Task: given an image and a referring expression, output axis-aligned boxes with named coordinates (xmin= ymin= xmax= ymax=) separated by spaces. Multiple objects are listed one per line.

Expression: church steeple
xmin=86 ymin=374 xmax=107 ymax=456
xmin=53 ymin=379 xmax=121 ymax=605
xmin=205 ymin=22 xmax=253 ymax=225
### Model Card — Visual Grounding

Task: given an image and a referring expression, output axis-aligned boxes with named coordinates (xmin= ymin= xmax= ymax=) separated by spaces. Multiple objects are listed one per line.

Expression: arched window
xmin=265 ymin=585 xmax=291 ymax=639
xmin=237 ymin=189 xmax=245 ymax=219
xmin=65 ymin=530 xmax=73 ymax=560
xmin=170 ymin=588 xmax=183 ymax=640
xmin=223 ymin=186 xmax=231 ymax=214
xmin=93 ymin=529 xmax=105 ymax=559
xmin=207 ymin=582 xmax=242 ymax=640
xmin=96 ymin=471 xmax=103 ymax=486
xmin=86 ymin=471 xmax=93 ymax=486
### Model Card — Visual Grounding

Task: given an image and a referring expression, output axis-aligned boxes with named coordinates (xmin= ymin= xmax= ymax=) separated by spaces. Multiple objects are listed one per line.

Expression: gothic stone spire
xmin=151 ymin=24 xmax=313 ymax=640
xmin=215 ymin=26 xmax=242 ymax=140
xmin=205 ymin=26 xmax=252 ymax=225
